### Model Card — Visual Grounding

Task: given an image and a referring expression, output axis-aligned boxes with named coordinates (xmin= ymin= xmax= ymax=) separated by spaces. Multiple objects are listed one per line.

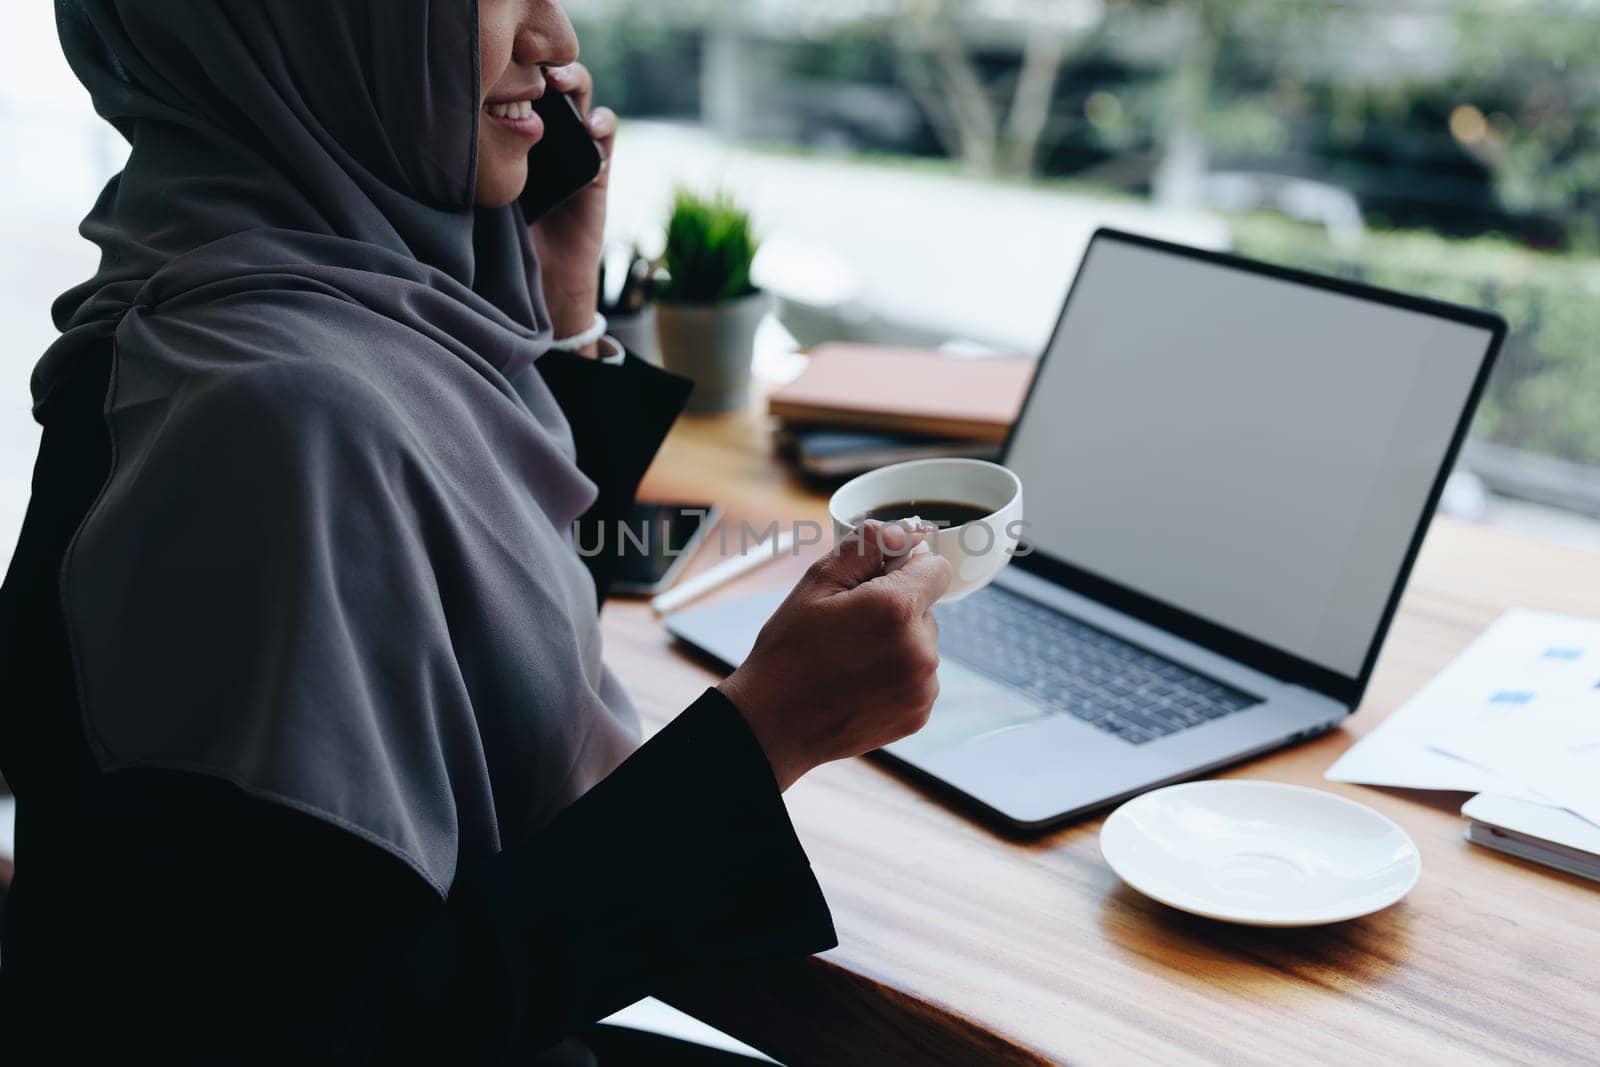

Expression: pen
xmin=651 ymin=529 xmax=798 ymax=616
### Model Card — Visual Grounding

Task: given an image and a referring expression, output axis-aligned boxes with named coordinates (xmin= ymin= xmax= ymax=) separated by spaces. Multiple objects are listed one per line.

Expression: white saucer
xmin=1099 ymin=780 xmax=1421 ymax=927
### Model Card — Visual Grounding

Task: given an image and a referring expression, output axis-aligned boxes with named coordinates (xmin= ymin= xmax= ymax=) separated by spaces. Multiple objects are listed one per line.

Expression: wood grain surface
xmin=606 ymin=397 xmax=1600 ymax=1067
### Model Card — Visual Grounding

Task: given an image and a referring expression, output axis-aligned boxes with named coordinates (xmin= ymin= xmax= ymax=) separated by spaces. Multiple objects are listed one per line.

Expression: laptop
xmin=667 ymin=228 xmax=1506 ymax=830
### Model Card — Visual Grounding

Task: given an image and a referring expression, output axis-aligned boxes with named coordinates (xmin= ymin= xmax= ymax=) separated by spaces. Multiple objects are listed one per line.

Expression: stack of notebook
xmin=768 ymin=343 xmax=1036 ymax=480
xmin=1463 ymin=794 xmax=1600 ymax=883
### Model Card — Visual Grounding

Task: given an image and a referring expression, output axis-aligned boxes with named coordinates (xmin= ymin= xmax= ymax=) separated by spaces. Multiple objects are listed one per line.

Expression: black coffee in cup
xmin=852 ymin=500 xmax=990 ymax=529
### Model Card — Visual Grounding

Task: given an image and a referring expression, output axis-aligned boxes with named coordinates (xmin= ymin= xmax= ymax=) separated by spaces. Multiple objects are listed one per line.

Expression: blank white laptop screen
xmin=1007 ymin=237 xmax=1496 ymax=678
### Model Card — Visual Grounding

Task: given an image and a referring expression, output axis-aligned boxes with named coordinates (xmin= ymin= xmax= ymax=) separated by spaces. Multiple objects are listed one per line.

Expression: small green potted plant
xmin=653 ymin=187 xmax=768 ymax=413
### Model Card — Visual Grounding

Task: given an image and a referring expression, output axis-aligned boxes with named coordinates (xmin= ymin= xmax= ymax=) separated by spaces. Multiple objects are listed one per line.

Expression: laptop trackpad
xmin=665 ymin=588 xmax=1057 ymax=760
xmin=889 ymin=660 xmax=1053 ymax=760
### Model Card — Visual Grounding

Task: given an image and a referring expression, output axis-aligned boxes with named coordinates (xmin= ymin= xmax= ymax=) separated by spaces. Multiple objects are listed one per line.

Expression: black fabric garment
xmin=537 ymin=351 xmax=693 ymax=606
xmin=0 ymin=347 xmax=834 ymax=1063
xmin=1 ymin=708 xmax=827 ymax=1066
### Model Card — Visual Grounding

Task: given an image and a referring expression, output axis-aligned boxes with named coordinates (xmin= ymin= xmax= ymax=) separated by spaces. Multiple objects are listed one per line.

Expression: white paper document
xmin=0 ymin=794 xmax=14 ymax=862
xmin=1439 ymin=690 xmax=1600 ymax=829
xmin=1325 ymin=609 xmax=1600 ymax=802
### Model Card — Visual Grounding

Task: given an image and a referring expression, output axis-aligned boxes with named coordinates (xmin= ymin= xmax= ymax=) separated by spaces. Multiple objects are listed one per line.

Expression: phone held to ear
xmin=518 ymin=92 xmax=604 ymax=222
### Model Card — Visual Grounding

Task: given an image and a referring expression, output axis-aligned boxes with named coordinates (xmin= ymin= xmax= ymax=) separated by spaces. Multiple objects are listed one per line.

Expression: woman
xmin=0 ymin=1 xmax=949 ymax=1062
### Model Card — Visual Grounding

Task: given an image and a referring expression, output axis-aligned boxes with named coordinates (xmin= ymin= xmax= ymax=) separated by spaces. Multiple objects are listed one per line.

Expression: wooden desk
xmin=605 ymin=399 xmax=1600 ymax=1066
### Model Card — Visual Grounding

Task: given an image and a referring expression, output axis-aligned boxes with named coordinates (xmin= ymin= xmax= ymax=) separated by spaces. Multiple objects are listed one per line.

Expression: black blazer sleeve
xmin=426 ymin=688 xmax=837 ymax=1061
xmin=536 ymin=351 xmax=695 ymax=603
xmin=13 ymin=691 xmax=834 ymax=1065
xmin=323 ymin=686 xmax=836 ymax=1063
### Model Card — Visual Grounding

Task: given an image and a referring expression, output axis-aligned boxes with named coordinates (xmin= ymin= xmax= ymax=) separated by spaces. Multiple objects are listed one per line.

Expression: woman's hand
xmin=529 ymin=62 xmax=616 ymax=349
xmin=719 ymin=523 xmax=954 ymax=792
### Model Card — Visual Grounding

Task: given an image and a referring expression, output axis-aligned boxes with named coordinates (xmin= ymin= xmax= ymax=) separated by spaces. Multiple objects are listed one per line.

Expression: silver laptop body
xmin=668 ymin=229 xmax=1505 ymax=829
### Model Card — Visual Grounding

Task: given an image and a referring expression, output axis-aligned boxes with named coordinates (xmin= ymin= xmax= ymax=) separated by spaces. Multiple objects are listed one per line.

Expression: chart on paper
xmin=1439 ymin=677 xmax=1600 ymax=828
xmin=1326 ymin=609 xmax=1600 ymax=808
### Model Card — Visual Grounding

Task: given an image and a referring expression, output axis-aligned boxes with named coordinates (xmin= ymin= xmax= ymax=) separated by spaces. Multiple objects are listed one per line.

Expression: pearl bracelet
xmin=546 ymin=311 xmax=609 ymax=353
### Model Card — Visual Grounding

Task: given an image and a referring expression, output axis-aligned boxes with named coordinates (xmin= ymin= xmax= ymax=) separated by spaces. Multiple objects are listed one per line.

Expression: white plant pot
xmin=606 ymin=305 xmax=660 ymax=366
xmin=656 ymin=290 xmax=771 ymax=413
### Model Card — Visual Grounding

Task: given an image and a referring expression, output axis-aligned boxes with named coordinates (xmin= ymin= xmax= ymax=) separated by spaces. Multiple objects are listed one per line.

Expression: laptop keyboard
xmin=936 ymin=585 xmax=1262 ymax=745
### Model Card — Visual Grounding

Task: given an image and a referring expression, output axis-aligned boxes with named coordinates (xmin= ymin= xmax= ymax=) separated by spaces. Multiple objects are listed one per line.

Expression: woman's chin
xmin=474 ymin=157 xmax=529 ymax=210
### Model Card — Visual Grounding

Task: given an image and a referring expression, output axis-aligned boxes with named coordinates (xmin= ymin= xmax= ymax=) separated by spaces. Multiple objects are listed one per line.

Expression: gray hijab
xmin=39 ymin=0 xmax=642 ymax=894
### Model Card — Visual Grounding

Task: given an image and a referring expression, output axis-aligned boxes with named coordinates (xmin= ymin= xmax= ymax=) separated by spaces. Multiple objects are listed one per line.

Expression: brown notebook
xmin=768 ymin=344 xmax=1036 ymax=442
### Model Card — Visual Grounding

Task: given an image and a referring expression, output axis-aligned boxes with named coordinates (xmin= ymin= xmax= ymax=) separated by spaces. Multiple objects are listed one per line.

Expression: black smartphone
xmin=604 ymin=502 xmax=721 ymax=597
xmin=518 ymin=91 xmax=604 ymax=221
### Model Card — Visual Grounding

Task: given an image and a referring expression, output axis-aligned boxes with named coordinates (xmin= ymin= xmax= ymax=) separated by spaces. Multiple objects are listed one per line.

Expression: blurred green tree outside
xmin=574 ymin=0 xmax=1600 ymax=482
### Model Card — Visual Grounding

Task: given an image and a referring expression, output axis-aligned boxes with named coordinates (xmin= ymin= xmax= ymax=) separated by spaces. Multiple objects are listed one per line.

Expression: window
xmin=582 ymin=0 xmax=1600 ymax=542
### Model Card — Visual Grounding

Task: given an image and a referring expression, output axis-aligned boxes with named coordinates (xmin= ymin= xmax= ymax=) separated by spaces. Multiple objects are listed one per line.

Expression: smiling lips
xmin=483 ymin=96 xmax=545 ymax=141
xmin=486 ymin=99 xmax=535 ymax=121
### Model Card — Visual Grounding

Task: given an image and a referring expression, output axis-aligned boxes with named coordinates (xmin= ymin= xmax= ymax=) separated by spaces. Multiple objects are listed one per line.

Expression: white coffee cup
xmin=828 ymin=458 xmax=1024 ymax=604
